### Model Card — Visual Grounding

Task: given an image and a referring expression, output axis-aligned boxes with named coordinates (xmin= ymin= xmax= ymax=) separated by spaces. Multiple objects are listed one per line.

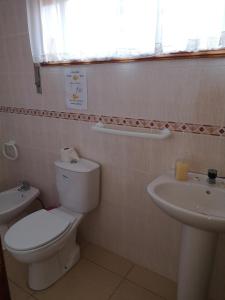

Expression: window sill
xmin=40 ymin=49 xmax=225 ymax=67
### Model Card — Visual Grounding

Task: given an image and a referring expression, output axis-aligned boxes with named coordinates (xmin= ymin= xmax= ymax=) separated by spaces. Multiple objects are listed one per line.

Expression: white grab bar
xmin=92 ymin=122 xmax=171 ymax=139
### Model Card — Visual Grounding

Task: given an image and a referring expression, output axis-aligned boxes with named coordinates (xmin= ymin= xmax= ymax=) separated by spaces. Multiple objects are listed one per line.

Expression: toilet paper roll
xmin=60 ymin=147 xmax=80 ymax=162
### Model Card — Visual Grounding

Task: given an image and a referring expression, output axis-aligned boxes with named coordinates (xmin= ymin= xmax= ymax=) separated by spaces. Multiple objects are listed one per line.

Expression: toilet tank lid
xmin=55 ymin=159 xmax=100 ymax=173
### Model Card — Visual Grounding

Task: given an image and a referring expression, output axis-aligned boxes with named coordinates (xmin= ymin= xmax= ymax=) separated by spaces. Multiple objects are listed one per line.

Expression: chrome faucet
xmin=18 ymin=181 xmax=30 ymax=191
xmin=207 ymin=169 xmax=217 ymax=184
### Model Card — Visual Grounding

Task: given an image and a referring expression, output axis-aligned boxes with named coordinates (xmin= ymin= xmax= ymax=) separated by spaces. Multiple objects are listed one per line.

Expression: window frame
xmin=39 ymin=49 xmax=225 ymax=66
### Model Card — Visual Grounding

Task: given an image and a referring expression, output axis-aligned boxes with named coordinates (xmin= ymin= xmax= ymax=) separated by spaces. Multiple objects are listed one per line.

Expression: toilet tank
xmin=54 ymin=159 xmax=100 ymax=213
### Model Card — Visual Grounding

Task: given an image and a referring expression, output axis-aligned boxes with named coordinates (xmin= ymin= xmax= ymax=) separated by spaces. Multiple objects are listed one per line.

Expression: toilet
xmin=4 ymin=158 xmax=100 ymax=291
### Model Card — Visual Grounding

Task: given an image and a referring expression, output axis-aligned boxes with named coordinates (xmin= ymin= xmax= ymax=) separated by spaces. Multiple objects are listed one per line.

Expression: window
xmin=26 ymin=0 xmax=225 ymax=64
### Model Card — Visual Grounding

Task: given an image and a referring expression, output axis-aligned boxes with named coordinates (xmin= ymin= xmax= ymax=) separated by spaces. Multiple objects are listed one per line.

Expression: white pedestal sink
xmin=147 ymin=173 xmax=225 ymax=300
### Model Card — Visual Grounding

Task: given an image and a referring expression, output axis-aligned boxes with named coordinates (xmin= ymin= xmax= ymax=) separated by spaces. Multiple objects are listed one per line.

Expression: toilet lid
xmin=4 ymin=209 xmax=71 ymax=251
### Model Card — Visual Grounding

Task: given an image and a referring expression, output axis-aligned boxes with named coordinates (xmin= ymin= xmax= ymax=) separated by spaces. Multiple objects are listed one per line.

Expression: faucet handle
xmin=21 ymin=180 xmax=29 ymax=185
xmin=18 ymin=180 xmax=30 ymax=191
xmin=208 ymin=169 xmax=217 ymax=184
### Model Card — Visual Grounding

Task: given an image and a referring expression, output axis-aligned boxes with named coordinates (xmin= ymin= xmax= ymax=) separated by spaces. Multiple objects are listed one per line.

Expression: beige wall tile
xmin=0 ymin=0 xmax=27 ymax=38
xmin=0 ymin=2 xmax=225 ymax=300
xmin=81 ymin=197 xmax=181 ymax=281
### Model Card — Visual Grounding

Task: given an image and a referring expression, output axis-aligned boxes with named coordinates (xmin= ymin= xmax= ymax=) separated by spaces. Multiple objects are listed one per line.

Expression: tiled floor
xmin=4 ymin=242 xmax=177 ymax=300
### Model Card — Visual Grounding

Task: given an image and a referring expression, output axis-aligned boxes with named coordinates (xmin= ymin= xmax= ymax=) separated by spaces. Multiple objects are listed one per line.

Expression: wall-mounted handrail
xmin=92 ymin=122 xmax=171 ymax=139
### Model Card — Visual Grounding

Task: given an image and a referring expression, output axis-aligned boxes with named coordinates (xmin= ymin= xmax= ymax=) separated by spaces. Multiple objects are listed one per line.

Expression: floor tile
xmin=127 ymin=265 xmax=177 ymax=300
xmin=34 ymin=259 xmax=122 ymax=300
xmin=4 ymin=251 xmax=33 ymax=295
xmin=110 ymin=280 xmax=163 ymax=300
xmin=9 ymin=281 xmax=33 ymax=300
xmin=82 ymin=243 xmax=133 ymax=276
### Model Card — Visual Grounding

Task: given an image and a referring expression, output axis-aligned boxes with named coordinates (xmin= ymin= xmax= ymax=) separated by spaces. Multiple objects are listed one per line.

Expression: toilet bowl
xmin=5 ymin=207 xmax=83 ymax=290
xmin=4 ymin=158 xmax=100 ymax=290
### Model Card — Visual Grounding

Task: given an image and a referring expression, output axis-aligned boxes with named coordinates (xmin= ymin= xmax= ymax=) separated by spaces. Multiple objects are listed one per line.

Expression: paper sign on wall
xmin=65 ymin=68 xmax=87 ymax=110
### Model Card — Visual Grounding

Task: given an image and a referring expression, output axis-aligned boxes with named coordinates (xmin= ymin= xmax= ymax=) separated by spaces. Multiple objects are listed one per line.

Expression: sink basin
xmin=0 ymin=186 xmax=40 ymax=225
xmin=147 ymin=172 xmax=225 ymax=300
xmin=0 ymin=186 xmax=40 ymax=249
xmin=147 ymin=173 xmax=225 ymax=231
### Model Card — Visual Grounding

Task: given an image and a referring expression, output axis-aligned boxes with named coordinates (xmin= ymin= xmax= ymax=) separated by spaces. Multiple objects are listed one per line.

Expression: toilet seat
xmin=4 ymin=209 xmax=74 ymax=251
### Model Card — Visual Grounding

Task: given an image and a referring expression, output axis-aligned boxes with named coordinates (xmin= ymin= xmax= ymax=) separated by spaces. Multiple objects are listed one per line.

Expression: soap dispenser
xmin=175 ymin=159 xmax=189 ymax=181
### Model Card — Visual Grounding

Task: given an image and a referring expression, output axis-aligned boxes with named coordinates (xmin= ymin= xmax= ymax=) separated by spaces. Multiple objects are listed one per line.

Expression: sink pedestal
xmin=147 ymin=173 xmax=225 ymax=300
xmin=177 ymin=225 xmax=217 ymax=300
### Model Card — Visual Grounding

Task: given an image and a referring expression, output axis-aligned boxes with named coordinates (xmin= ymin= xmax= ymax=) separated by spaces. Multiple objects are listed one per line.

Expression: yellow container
xmin=175 ymin=160 xmax=189 ymax=181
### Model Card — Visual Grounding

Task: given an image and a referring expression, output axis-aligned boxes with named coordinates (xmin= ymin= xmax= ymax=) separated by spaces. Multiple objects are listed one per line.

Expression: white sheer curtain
xmin=26 ymin=0 xmax=225 ymax=63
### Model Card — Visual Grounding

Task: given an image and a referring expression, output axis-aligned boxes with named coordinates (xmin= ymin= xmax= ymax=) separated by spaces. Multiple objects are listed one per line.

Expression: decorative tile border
xmin=0 ymin=106 xmax=225 ymax=137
